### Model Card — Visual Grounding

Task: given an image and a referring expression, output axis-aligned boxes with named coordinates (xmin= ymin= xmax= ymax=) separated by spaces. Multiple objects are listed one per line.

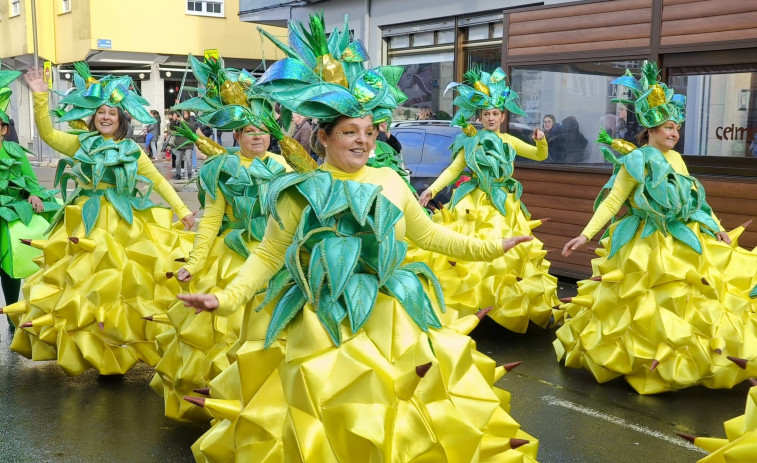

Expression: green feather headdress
xmin=254 ymin=12 xmax=407 ymax=123
xmin=610 ymin=61 xmax=686 ymax=128
xmin=0 ymin=59 xmax=21 ymax=125
xmin=446 ymin=66 xmax=525 ymax=128
xmin=56 ymin=62 xmax=155 ymax=125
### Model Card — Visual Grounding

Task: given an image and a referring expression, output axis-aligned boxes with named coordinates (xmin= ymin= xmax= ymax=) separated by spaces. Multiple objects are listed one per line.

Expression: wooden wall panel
xmin=661 ymin=0 xmax=757 ymax=48
xmin=517 ymin=167 xmax=757 ymax=279
xmin=508 ymin=0 xmax=652 ymax=57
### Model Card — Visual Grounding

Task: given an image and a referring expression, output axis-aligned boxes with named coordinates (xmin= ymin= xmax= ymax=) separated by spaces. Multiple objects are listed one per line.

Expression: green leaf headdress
xmin=446 ymin=66 xmax=526 ymax=128
xmin=254 ymin=12 xmax=407 ymax=123
xmin=56 ymin=62 xmax=155 ymax=125
xmin=610 ymin=61 xmax=686 ymax=128
xmin=0 ymin=59 xmax=21 ymax=125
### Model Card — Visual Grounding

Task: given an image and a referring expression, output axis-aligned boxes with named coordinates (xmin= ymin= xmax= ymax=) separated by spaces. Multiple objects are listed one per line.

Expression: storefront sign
xmin=715 ymin=124 xmax=757 ymax=141
xmin=97 ymin=39 xmax=112 ymax=49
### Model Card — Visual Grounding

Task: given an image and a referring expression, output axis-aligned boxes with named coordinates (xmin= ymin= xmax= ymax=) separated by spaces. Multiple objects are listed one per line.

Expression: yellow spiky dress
xmin=405 ymin=129 xmax=559 ymax=332
xmin=151 ymin=151 xmax=292 ymax=422
xmin=184 ymin=164 xmax=539 ymax=463
xmin=554 ymin=145 xmax=757 ymax=394
xmin=8 ymin=92 xmax=195 ymax=375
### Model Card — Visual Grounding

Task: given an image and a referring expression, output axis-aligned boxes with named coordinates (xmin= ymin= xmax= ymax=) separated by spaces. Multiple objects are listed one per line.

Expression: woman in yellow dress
xmin=177 ymin=13 xmax=540 ymax=463
xmin=557 ymin=62 xmax=757 ymax=394
xmin=408 ymin=68 xmax=559 ymax=333
xmin=7 ymin=64 xmax=195 ymax=376
xmin=149 ymin=54 xmax=295 ymax=421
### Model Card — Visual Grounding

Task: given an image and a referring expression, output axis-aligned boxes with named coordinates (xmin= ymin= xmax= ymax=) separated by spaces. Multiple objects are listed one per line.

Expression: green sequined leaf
xmin=264 ymin=284 xmax=307 ymax=349
xmin=401 ymin=262 xmax=445 ymax=313
xmin=640 ymin=218 xmax=658 ymax=239
xmin=255 ymin=267 xmax=294 ymax=313
xmin=343 ymin=180 xmax=381 ymax=226
xmin=621 ymin=150 xmax=644 ymax=183
xmin=372 ymin=195 xmax=403 ymax=242
xmin=668 ymin=220 xmax=702 ymax=254
xmin=315 ymin=287 xmax=346 ymax=346
xmin=295 ymin=173 xmax=333 ymax=221
xmin=690 ymin=210 xmax=718 ymax=232
xmin=285 ymin=240 xmax=312 ymax=303
xmin=308 ymin=241 xmax=328 ymax=307
xmin=382 ymin=268 xmax=441 ymax=332
xmin=82 ymin=194 xmax=101 ymax=236
xmin=54 ymin=158 xmax=75 ymax=189
xmin=199 ymin=154 xmax=226 ymax=200
xmin=249 ymin=216 xmax=267 ymax=241
xmin=449 ymin=178 xmax=478 ymax=210
xmin=489 ymin=184 xmax=508 ymax=217
xmin=343 ymin=273 xmax=378 ymax=333
xmin=104 ymin=188 xmax=134 ymax=224
xmin=223 ymin=228 xmax=250 ymax=259
xmin=377 ymin=238 xmax=407 ymax=287
xmin=320 ymin=236 xmax=361 ymax=300
xmin=608 ymin=215 xmax=641 ymax=258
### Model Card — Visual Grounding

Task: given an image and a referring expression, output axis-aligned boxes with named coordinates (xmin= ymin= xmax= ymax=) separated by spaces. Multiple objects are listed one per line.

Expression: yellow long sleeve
xmin=184 ymin=188 xmax=226 ymax=276
xmin=581 ymin=149 xmax=723 ymax=240
xmin=428 ymin=132 xmax=547 ymax=197
xmin=33 ymin=91 xmax=191 ymax=219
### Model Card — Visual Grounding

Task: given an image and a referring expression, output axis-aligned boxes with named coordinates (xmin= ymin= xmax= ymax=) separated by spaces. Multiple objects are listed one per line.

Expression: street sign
xmin=204 ymin=48 xmax=219 ymax=62
xmin=97 ymin=39 xmax=112 ymax=49
xmin=43 ymin=61 xmax=53 ymax=89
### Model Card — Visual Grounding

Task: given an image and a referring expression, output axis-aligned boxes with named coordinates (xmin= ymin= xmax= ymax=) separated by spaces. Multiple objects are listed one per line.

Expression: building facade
xmin=243 ymin=0 xmax=757 ymax=277
xmin=1 ymin=0 xmax=285 ymax=154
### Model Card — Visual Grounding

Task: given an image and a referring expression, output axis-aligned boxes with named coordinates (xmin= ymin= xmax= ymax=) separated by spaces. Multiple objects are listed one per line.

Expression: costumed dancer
xmin=8 ymin=64 xmax=196 ymax=376
xmin=177 ymin=13 xmax=540 ymax=463
xmin=408 ymin=67 xmax=559 ymax=332
xmin=675 ymin=379 xmax=757 ymax=462
xmin=556 ymin=62 xmax=757 ymax=394
xmin=0 ymin=63 xmax=60 ymax=325
xmin=149 ymin=54 xmax=294 ymax=422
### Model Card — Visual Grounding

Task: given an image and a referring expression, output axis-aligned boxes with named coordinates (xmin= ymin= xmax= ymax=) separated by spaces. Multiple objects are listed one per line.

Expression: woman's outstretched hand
xmin=716 ymin=231 xmax=732 ymax=245
xmin=562 ymin=235 xmax=588 ymax=257
xmin=502 ymin=235 xmax=533 ymax=252
xmin=418 ymin=188 xmax=433 ymax=207
xmin=177 ymin=293 xmax=219 ymax=313
xmin=23 ymin=67 xmax=49 ymax=93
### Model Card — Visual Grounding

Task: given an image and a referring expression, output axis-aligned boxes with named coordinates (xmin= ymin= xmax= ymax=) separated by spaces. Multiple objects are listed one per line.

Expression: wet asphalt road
xmin=0 ymin=163 xmax=750 ymax=462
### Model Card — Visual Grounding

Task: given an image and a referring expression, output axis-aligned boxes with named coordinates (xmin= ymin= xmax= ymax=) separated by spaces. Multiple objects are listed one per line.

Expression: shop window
xmin=186 ymin=0 xmax=223 ymax=17
xmin=467 ymin=48 xmax=500 ymax=74
xmin=389 ymin=52 xmax=455 ymax=122
xmin=510 ymin=60 xmax=644 ymax=165
xmin=669 ymin=69 xmax=757 ymax=158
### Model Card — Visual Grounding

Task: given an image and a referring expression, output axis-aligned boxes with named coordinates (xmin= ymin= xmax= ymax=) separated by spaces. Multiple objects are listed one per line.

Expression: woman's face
xmin=94 ymin=105 xmax=120 ymax=138
xmin=320 ymin=116 xmax=374 ymax=173
xmin=481 ymin=109 xmax=505 ymax=132
xmin=543 ymin=117 xmax=554 ymax=131
xmin=648 ymin=121 xmax=681 ymax=152
xmin=235 ymin=125 xmax=271 ymax=158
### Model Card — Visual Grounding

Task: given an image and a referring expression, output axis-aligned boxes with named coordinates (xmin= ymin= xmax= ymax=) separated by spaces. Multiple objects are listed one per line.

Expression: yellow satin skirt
xmin=151 ymin=231 xmax=263 ymax=422
xmin=188 ymin=292 xmax=539 ymax=463
xmin=405 ymin=188 xmax=559 ymax=332
xmin=8 ymin=197 xmax=194 ymax=376
xmin=554 ymin=221 xmax=757 ymax=394
xmin=694 ymin=383 xmax=757 ymax=462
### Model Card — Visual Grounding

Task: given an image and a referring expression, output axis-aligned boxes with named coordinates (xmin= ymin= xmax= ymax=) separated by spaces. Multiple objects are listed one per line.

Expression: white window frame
xmin=61 ymin=0 xmax=71 ymax=13
xmin=186 ymin=0 xmax=224 ymax=18
xmin=10 ymin=0 xmax=20 ymax=17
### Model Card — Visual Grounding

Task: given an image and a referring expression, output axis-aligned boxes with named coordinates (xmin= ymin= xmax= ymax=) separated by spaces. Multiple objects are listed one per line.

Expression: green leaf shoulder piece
xmin=258 ymin=170 xmax=445 ymax=348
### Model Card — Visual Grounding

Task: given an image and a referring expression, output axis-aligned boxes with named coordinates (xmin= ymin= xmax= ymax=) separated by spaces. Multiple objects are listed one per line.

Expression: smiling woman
xmin=88 ymin=105 xmax=129 ymax=140
xmin=315 ymin=115 xmax=374 ymax=173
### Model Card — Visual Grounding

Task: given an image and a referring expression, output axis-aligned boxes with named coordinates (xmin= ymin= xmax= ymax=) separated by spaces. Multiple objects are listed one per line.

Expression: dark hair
xmin=636 ymin=128 xmax=650 ymax=146
xmin=543 ymin=114 xmax=556 ymax=124
xmin=310 ymin=119 xmax=342 ymax=159
xmin=87 ymin=105 xmax=129 ymax=140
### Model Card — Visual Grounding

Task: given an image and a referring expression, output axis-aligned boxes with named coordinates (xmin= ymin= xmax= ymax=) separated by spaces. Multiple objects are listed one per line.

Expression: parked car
xmin=391 ymin=120 xmax=533 ymax=206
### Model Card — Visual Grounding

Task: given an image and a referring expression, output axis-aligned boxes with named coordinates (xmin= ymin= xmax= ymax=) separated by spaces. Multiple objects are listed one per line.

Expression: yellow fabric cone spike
xmin=695 ymin=436 xmax=730 ymax=453
xmin=601 ymin=268 xmax=625 ymax=282
xmin=2 ymin=300 xmax=26 ymax=314
xmin=26 ymin=313 xmax=54 ymax=327
xmin=203 ymin=398 xmax=243 ymax=422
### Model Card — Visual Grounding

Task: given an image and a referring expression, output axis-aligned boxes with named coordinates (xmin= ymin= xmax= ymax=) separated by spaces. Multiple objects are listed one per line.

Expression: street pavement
xmin=0 ymin=162 xmax=750 ymax=462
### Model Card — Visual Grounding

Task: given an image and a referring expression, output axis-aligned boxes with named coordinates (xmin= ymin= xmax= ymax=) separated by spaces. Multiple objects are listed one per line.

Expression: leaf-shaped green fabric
xmin=223 ymin=228 xmax=250 ymax=259
xmin=382 ymin=268 xmax=441 ymax=332
xmin=248 ymin=216 xmax=267 ymax=241
xmin=640 ymin=218 xmax=658 ymax=239
xmin=489 ymin=184 xmax=509 ymax=217
xmin=372 ymin=195 xmax=403 ymax=242
xmin=267 ymin=172 xmax=309 ymax=227
xmin=285 ymin=240 xmax=311 ymax=303
xmin=0 ymin=207 xmax=18 ymax=222
xmin=377 ymin=238 xmax=407 ymax=287
xmin=449 ymin=179 xmax=478 ymax=210
xmin=104 ymin=188 xmax=133 ymax=224
xmin=315 ymin=287 xmax=346 ymax=346
xmin=401 ymin=262 xmax=445 ymax=313
xmin=689 ymin=210 xmax=718 ymax=232
xmin=750 ymin=283 xmax=757 ymax=299
xmin=54 ymin=158 xmax=74 ymax=188
xmin=308 ymin=241 xmax=328 ymax=307
xmin=667 ymin=220 xmax=702 ymax=254
xmin=608 ymin=215 xmax=641 ymax=258
xmin=264 ymin=284 xmax=307 ymax=349
xmin=621 ymin=150 xmax=644 ymax=183
xmin=255 ymin=267 xmax=294 ymax=312
xmin=198 ymin=154 xmax=226 ymax=200
xmin=295 ymin=173 xmax=333 ymax=221
xmin=320 ymin=188 xmax=350 ymax=219
xmin=343 ymin=180 xmax=381 ymax=226
xmin=342 ymin=273 xmax=378 ymax=333
xmin=82 ymin=194 xmax=101 ymax=236
xmin=11 ymin=200 xmax=33 ymax=226
xmin=320 ymin=236 xmax=361 ymax=299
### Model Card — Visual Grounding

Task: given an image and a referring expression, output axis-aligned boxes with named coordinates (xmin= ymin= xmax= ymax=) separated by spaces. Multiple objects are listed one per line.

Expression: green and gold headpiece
xmin=446 ymin=66 xmax=526 ymax=128
xmin=56 ymin=62 xmax=155 ymax=124
xmin=0 ymin=60 xmax=22 ymax=125
xmin=254 ymin=12 xmax=407 ymax=123
xmin=610 ymin=61 xmax=686 ymax=128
